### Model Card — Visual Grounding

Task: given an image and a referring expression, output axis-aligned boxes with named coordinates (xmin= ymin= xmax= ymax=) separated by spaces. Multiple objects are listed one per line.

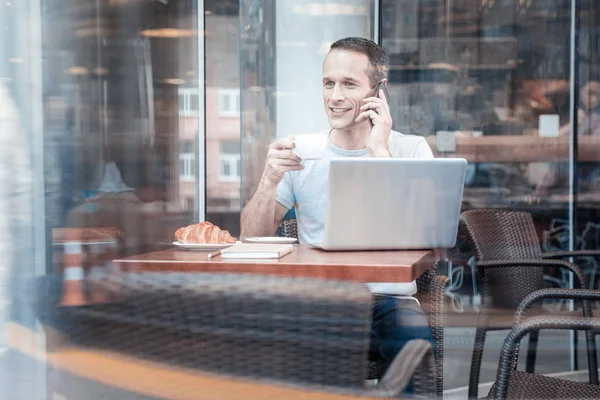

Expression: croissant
xmin=174 ymin=221 xmax=237 ymax=244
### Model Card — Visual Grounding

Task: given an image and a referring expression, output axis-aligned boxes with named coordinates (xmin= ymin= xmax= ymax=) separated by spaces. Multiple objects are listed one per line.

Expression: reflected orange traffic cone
xmin=60 ymin=239 xmax=86 ymax=306
xmin=104 ymin=239 xmax=121 ymax=301
xmin=88 ymin=243 xmax=108 ymax=304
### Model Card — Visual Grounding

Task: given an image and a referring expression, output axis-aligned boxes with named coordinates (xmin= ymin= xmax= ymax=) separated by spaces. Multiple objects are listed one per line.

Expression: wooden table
xmin=114 ymin=245 xmax=436 ymax=283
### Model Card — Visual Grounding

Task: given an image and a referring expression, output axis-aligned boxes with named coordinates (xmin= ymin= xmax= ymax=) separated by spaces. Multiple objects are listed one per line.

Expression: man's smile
xmin=330 ymin=107 xmax=352 ymax=114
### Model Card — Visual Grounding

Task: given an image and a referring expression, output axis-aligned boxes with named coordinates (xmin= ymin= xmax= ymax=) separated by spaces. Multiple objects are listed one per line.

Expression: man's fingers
xmin=270 ymin=157 xmax=302 ymax=167
xmin=269 ymin=148 xmax=301 ymax=162
xmin=272 ymin=163 xmax=304 ymax=175
xmin=360 ymin=101 xmax=384 ymax=112
xmin=361 ymin=96 xmax=386 ymax=104
xmin=271 ymin=138 xmax=295 ymax=150
xmin=362 ymin=97 xmax=390 ymax=112
xmin=356 ymin=110 xmax=378 ymax=122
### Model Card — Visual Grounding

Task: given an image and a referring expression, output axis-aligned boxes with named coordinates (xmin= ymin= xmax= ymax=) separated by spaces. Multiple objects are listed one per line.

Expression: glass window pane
xmin=206 ymin=4 xmax=242 ymax=226
xmin=49 ymin=1 xmax=198 ymax=253
xmin=240 ymin=0 xmax=373 ymax=207
xmin=5 ymin=0 xmax=600 ymax=396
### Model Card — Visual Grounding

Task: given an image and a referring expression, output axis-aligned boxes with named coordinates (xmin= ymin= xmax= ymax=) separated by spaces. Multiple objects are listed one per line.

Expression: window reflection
xmin=205 ymin=2 xmax=242 ymax=228
xmin=381 ymin=0 xmax=600 ymax=204
xmin=42 ymin=0 xmax=201 ymax=255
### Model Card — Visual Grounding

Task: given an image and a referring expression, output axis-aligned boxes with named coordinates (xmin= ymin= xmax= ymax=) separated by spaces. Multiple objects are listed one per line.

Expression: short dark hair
xmin=329 ymin=37 xmax=388 ymax=87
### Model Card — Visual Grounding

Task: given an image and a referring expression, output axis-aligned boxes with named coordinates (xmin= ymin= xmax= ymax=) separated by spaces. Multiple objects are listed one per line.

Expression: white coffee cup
xmin=293 ymin=134 xmax=328 ymax=161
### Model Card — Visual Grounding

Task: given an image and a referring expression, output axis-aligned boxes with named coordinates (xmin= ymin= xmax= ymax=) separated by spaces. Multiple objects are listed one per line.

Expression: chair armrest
xmin=493 ymin=316 xmax=600 ymax=400
xmin=477 ymin=259 xmax=588 ymax=290
xmin=543 ymin=250 xmax=600 ymax=259
xmin=510 ymin=289 xmax=598 ymax=370
xmin=366 ymin=339 xmax=435 ymax=399
xmin=514 ymin=288 xmax=600 ymax=325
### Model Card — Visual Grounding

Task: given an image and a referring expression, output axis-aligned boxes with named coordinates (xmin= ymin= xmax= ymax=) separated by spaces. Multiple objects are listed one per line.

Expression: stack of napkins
xmin=221 ymin=243 xmax=294 ymax=259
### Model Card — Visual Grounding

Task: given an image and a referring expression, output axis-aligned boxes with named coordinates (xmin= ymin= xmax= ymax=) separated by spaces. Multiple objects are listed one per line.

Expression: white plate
xmin=244 ymin=237 xmax=297 ymax=244
xmin=172 ymin=241 xmax=238 ymax=251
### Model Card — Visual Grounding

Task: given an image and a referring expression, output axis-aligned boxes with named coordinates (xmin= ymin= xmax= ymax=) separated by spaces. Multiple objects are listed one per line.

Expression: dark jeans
xmin=369 ymin=295 xmax=434 ymax=393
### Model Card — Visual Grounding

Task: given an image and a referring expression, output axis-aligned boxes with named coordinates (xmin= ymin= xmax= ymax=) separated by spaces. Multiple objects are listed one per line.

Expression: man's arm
xmin=240 ymin=182 xmax=290 ymax=237
xmin=240 ymin=137 xmax=302 ymax=237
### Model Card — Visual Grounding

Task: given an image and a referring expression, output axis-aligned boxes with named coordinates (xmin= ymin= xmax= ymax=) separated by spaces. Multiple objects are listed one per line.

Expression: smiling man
xmin=241 ymin=37 xmax=434 ymax=384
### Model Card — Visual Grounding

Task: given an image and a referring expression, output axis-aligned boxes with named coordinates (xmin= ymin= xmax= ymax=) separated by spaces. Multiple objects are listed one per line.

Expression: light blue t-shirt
xmin=276 ymin=129 xmax=434 ymax=296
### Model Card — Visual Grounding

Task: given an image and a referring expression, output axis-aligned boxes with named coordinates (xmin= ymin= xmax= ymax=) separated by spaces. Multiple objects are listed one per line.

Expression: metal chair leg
xmin=525 ymin=330 xmax=539 ymax=373
xmin=468 ymin=326 xmax=487 ymax=399
xmin=585 ymin=330 xmax=599 ymax=384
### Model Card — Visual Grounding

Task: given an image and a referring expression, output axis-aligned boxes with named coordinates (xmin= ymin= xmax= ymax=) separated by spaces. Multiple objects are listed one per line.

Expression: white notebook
xmin=220 ymin=243 xmax=294 ymax=259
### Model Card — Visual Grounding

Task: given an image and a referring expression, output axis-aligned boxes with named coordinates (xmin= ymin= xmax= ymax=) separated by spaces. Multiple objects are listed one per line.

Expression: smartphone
xmin=367 ymin=81 xmax=390 ymax=126
xmin=374 ymin=80 xmax=390 ymax=103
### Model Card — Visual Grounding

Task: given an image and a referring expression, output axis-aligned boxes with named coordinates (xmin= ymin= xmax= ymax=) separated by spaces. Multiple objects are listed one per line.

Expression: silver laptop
xmin=311 ymin=158 xmax=467 ymax=251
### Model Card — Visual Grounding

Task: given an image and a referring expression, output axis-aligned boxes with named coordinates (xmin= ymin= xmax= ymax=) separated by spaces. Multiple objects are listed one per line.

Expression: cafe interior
xmin=2 ymin=0 xmax=600 ymax=398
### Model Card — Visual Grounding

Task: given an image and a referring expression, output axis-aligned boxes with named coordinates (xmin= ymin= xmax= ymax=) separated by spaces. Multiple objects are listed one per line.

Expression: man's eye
xmin=324 ymin=82 xmax=334 ymax=88
xmin=344 ymin=82 xmax=357 ymax=88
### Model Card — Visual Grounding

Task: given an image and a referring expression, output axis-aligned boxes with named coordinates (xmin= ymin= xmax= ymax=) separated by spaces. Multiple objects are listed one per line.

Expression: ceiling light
xmin=8 ymin=58 xmax=23 ymax=63
xmin=140 ymin=28 xmax=199 ymax=38
xmin=93 ymin=67 xmax=109 ymax=75
xmin=66 ymin=66 xmax=89 ymax=75
xmin=427 ymin=63 xmax=460 ymax=72
xmin=162 ymin=78 xmax=185 ymax=85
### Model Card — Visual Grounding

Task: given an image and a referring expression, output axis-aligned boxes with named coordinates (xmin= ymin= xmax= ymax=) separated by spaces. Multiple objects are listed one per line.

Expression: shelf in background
xmin=427 ymin=135 xmax=600 ymax=163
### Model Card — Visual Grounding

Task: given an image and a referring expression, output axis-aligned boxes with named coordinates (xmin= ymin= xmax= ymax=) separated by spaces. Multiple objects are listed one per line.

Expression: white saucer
xmin=244 ymin=237 xmax=297 ymax=244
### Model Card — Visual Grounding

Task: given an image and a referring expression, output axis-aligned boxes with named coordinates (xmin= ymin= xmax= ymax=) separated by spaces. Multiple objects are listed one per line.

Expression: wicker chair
xmin=276 ymin=218 xmax=299 ymax=239
xmin=488 ymin=289 xmax=600 ymax=399
xmin=38 ymin=272 xmax=436 ymax=399
xmin=276 ymin=218 xmax=449 ymax=398
xmin=459 ymin=209 xmax=600 ymax=399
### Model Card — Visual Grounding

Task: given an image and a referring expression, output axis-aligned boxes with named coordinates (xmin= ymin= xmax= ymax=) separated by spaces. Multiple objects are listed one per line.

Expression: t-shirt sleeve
xmin=412 ymin=136 xmax=434 ymax=159
xmin=275 ymin=172 xmax=295 ymax=210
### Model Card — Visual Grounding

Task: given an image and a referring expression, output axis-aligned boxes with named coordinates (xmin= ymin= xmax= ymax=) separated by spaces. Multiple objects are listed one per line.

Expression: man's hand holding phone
xmin=262 ymin=136 xmax=304 ymax=186
xmin=356 ymin=81 xmax=392 ymax=157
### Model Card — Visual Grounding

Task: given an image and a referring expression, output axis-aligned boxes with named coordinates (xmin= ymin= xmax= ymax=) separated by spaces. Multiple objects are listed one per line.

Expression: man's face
xmin=322 ymin=49 xmax=374 ymax=130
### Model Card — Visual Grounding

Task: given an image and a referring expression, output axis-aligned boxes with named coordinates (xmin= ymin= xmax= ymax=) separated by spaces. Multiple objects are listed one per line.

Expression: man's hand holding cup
xmin=262 ymin=136 xmax=303 ymax=186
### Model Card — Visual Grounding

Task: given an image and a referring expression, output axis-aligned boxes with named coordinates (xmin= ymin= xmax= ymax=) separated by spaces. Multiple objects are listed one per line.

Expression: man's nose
xmin=330 ymin=84 xmax=344 ymax=101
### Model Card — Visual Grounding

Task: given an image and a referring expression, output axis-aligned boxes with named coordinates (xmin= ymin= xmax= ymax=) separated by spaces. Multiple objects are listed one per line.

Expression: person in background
xmin=240 ymin=37 xmax=435 ymax=387
xmin=535 ymin=81 xmax=600 ymax=196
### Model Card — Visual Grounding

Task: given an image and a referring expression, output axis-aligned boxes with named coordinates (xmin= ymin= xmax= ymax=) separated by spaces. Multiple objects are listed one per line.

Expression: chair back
xmin=459 ymin=209 xmax=544 ymax=309
xmin=58 ymin=272 xmax=373 ymax=390
xmin=277 ymin=218 xmax=298 ymax=239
